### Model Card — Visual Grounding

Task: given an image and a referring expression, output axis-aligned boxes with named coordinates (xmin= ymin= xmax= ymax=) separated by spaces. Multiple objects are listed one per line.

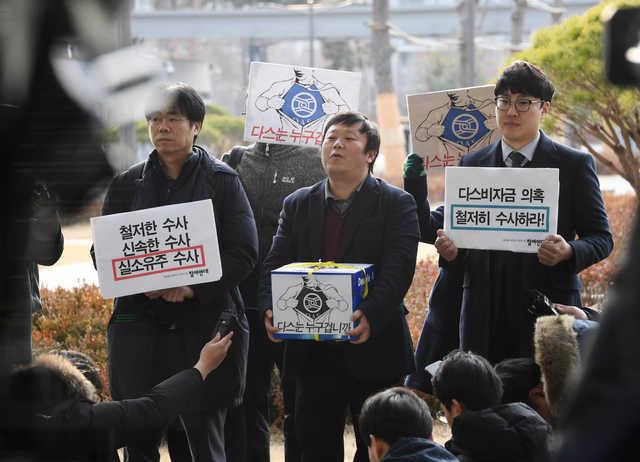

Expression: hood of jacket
xmin=448 ymin=403 xmax=551 ymax=462
xmin=534 ymin=314 xmax=580 ymax=421
xmin=382 ymin=437 xmax=458 ymax=462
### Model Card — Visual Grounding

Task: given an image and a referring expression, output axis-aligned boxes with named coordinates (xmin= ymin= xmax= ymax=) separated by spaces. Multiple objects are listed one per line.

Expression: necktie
xmin=509 ymin=151 xmax=526 ymax=168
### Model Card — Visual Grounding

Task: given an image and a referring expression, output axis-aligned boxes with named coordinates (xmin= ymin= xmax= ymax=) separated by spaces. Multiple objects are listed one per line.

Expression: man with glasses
xmin=96 ymin=82 xmax=258 ymax=462
xmin=433 ymin=61 xmax=612 ymax=364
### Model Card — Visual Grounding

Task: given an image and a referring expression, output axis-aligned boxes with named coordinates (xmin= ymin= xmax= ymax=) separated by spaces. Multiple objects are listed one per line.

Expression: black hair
xmin=432 ymin=350 xmax=503 ymax=412
xmin=494 ymin=60 xmax=555 ymax=102
xmin=359 ymin=387 xmax=433 ymax=447
xmin=322 ymin=111 xmax=380 ymax=172
xmin=54 ymin=350 xmax=104 ymax=395
xmin=144 ymin=82 xmax=205 ymax=143
xmin=495 ymin=357 xmax=542 ymax=405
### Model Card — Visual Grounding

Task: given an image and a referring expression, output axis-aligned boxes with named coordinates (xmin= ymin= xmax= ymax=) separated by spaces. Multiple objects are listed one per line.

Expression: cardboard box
xmin=271 ymin=262 xmax=375 ymax=341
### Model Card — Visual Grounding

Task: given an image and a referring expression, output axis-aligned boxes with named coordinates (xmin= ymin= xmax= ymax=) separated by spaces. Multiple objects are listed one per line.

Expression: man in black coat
xmin=434 ymin=61 xmax=613 ymax=363
xmin=96 ymin=83 xmax=258 ymax=462
xmin=432 ymin=350 xmax=551 ymax=462
xmin=260 ymin=112 xmax=419 ymax=462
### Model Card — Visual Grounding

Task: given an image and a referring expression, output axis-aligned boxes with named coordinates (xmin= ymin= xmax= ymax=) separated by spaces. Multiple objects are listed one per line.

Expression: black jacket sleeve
xmin=403 ymin=173 xmax=445 ymax=244
xmin=89 ymin=368 xmax=203 ymax=449
xmin=566 ymin=154 xmax=613 ymax=273
xmin=191 ymin=173 xmax=258 ymax=305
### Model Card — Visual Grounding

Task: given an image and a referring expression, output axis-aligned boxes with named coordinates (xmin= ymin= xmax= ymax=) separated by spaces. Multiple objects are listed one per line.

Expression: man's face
xmin=495 ymin=90 xmax=549 ymax=149
xmin=148 ymin=110 xmax=201 ymax=161
xmin=321 ymin=122 xmax=375 ymax=181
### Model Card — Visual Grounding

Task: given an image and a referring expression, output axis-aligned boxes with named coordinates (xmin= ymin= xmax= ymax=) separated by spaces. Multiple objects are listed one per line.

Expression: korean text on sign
xmin=444 ymin=167 xmax=559 ymax=253
xmin=91 ymin=200 xmax=222 ymax=298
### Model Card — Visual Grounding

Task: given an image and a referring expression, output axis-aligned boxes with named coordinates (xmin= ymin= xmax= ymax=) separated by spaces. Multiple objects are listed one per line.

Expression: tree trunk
xmin=371 ymin=0 xmax=405 ymax=184
xmin=459 ymin=0 xmax=476 ymax=86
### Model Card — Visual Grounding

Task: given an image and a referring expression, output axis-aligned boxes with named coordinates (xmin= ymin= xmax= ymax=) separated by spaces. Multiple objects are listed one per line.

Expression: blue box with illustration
xmin=270 ymin=262 xmax=375 ymax=340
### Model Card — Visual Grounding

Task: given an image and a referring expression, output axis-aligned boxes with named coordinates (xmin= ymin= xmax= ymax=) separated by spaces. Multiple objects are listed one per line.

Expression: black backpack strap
xmin=91 ymin=162 xmax=145 ymax=268
xmin=222 ymin=146 xmax=247 ymax=170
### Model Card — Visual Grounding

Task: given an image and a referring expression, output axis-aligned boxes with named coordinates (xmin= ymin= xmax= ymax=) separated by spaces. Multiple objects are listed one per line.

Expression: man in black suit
xmin=260 ymin=112 xmax=419 ymax=462
xmin=435 ymin=61 xmax=613 ymax=364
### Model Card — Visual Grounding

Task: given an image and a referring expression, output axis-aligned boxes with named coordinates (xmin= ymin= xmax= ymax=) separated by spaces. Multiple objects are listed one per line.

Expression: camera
xmin=213 ymin=310 xmax=238 ymax=337
xmin=604 ymin=6 xmax=640 ymax=85
xmin=526 ymin=289 xmax=559 ymax=317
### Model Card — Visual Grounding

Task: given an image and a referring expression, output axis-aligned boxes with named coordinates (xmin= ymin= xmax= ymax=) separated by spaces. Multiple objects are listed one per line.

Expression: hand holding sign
xmin=160 ymin=286 xmax=194 ymax=302
xmin=538 ymin=234 xmax=573 ymax=266
xmin=435 ymin=229 xmax=458 ymax=262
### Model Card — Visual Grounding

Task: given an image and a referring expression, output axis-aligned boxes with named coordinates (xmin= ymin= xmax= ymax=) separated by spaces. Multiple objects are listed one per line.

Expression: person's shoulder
xmin=199 ymin=148 xmax=239 ymax=177
xmin=374 ymin=176 xmax=415 ymax=201
xmin=109 ymin=160 xmax=146 ymax=186
xmin=460 ymin=141 xmax=497 ymax=166
xmin=542 ymin=134 xmax=592 ymax=165
xmin=287 ymin=180 xmax=323 ymax=202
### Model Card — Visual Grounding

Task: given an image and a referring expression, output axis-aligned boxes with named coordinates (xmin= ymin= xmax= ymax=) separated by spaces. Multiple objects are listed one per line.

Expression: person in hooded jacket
xmin=359 ymin=387 xmax=457 ymax=462
xmin=432 ymin=350 xmax=551 ymax=462
xmin=1 ymin=333 xmax=233 ymax=462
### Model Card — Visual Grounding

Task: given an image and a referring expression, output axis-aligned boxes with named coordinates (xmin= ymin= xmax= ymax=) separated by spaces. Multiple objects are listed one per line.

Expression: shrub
xmin=33 ymin=284 xmax=112 ymax=398
xmin=579 ymin=193 xmax=636 ymax=308
xmin=404 ymin=258 xmax=440 ymax=345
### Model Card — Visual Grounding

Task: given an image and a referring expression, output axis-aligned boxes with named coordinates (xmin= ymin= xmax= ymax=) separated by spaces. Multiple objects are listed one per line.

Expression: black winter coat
xmin=5 ymin=369 xmax=204 ymax=462
xmin=446 ymin=403 xmax=551 ymax=462
xmin=98 ymin=147 xmax=257 ymax=409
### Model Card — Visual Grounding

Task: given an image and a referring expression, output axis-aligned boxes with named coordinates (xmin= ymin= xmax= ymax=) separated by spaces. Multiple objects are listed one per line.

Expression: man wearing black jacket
xmin=432 ymin=350 xmax=550 ymax=462
xmin=97 ymin=83 xmax=258 ymax=462
xmin=261 ymin=112 xmax=419 ymax=462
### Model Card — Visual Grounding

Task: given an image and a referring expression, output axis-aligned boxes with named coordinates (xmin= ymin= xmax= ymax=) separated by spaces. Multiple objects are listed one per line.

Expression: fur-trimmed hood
xmin=25 ymin=353 xmax=99 ymax=408
xmin=534 ymin=315 xmax=579 ymax=421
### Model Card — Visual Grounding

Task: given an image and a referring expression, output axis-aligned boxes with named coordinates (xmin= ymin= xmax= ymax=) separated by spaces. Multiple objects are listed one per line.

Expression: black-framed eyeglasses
xmin=495 ymin=97 xmax=543 ymax=113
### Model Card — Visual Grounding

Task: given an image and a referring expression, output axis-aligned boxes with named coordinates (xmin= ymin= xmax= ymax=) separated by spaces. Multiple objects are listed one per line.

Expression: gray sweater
xmin=225 ymin=142 xmax=325 ymax=308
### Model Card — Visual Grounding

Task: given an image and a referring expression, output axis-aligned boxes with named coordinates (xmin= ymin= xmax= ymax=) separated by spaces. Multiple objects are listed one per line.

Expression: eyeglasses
xmin=495 ymin=97 xmax=543 ymax=113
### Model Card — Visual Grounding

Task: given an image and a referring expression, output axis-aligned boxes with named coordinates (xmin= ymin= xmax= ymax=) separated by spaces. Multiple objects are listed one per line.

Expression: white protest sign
xmin=444 ymin=167 xmax=559 ymax=253
xmin=407 ymin=85 xmax=501 ymax=170
xmin=245 ymin=62 xmax=361 ymax=147
xmin=91 ymin=200 xmax=222 ymax=298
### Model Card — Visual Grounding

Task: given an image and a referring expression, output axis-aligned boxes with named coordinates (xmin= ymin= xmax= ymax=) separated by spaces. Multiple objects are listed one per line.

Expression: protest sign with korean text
xmin=444 ymin=167 xmax=559 ymax=253
xmin=407 ymin=85 xmax=501 ymax=171
xmin=245 ymin=62 xmax=361 ymax=147
xmin=91 ymin=200 xmax=222 ymax=298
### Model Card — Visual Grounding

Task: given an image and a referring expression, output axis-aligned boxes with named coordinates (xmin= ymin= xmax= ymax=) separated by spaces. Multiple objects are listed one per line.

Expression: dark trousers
xmin=109 ymin=320 xmax=227 ymax=462
xmin=225 ymin=309 xmax=300 ymax=462
xmin=293 ymin=344 xmax=399 ymax=462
